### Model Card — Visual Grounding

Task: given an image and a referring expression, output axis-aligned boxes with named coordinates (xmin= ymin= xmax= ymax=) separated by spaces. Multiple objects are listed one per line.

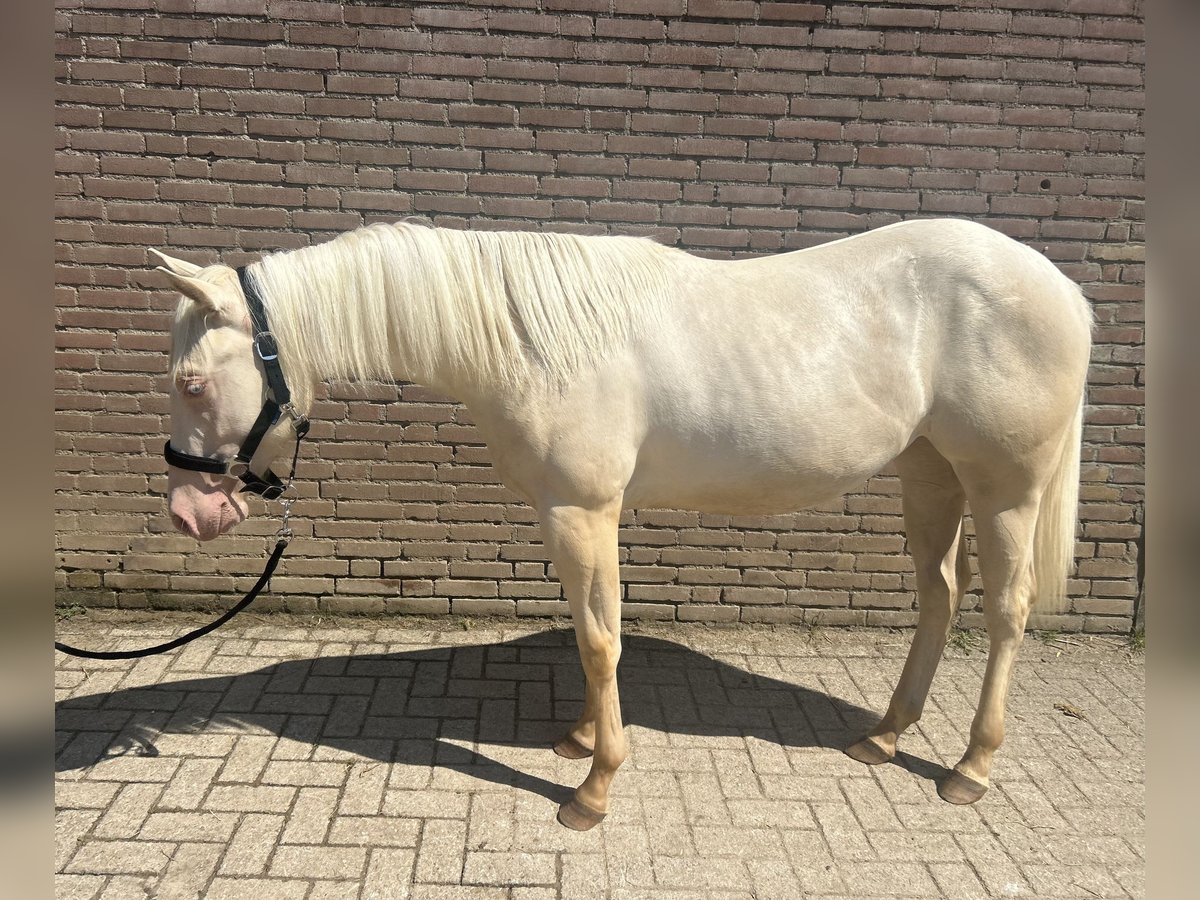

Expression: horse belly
xmin=622 ymin=428 xmax=898 ymax=515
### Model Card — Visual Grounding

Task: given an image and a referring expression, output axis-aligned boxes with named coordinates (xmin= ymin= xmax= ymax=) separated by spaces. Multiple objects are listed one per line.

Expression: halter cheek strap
xmin=163 ymin=266 xmax=309 ymax=501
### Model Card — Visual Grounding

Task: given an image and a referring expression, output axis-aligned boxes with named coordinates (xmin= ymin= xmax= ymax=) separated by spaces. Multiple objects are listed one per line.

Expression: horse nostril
xmin=171 ymin=511 xmax=197 ymax=539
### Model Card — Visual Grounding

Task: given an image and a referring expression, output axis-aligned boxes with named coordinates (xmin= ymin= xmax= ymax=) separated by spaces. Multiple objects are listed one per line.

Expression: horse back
xmin=477 ymin=219 xmax=1091 ymax=514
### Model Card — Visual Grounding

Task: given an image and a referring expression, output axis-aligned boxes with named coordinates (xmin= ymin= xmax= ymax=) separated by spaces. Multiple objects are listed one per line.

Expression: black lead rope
xmin=54 ymin=538 xmax=289 ymax=660
xmin=55 ymin=264 xmax=307 ymax=660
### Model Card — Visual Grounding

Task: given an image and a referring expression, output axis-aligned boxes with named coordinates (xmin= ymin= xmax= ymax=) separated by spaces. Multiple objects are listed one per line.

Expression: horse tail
xmin=1031 ymin=389 xmax=1084 ymax=614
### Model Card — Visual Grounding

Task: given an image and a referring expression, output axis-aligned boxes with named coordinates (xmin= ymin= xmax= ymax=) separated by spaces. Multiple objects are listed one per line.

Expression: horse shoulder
xmin=464 ymin=363 xmax=647 ymax=511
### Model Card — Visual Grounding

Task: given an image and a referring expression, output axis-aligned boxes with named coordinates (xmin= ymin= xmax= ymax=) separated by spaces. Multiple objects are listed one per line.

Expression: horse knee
xmin=578 ymin=634 xmax=621 ymax=682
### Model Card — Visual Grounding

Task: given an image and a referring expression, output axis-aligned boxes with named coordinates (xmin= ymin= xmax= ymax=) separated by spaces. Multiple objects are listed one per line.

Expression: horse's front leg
xmin=539 ymin=497 xmax=625 ymax=831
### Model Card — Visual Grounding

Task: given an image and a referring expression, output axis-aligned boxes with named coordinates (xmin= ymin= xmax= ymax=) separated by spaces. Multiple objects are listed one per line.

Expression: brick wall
xmin=54 ymin=0 xmax=1145 ymax=632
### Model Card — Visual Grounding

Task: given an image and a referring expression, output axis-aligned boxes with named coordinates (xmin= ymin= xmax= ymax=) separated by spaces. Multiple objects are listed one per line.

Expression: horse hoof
xmin=553 ymin=734 xmax=593 ymax=760
xmin=845 ymin=737 xmax=894 ymax=766
xmin=557 ymin=796 xmax=606 ymax=831
xmin=938 ymin=769 xmax=988 ymax=805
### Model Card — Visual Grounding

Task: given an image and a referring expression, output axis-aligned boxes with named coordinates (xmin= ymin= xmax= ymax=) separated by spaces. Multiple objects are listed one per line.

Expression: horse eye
xmin=184 ymin=382 xmax=206 ymax=397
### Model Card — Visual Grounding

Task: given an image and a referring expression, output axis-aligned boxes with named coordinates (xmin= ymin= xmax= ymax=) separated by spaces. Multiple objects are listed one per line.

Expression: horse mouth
xmin=218 ymin=502 xmax=247 ymax=536
xmin=170 ymin=498 xmax=247 ymax=542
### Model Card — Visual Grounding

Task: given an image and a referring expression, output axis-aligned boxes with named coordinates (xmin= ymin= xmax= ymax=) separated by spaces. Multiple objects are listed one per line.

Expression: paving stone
xmin=78 ymin=756 xmax=180 ymax=784
xmin=338 ymin=760 xmax=391 ymax=816
xmin=690 ymin=825 xmax=787 ymax=859
xmin=218 ymin=813 xmax=285 ymax=876
xmin=263 ymin=760 xmax=351 ymax=787
xmin=55 ymin=808 xmax=101 ymax=872
xmin=1021 ymin=863 xmax=1127 ymax=897
xmin=652 ymin=855 xmax=751 ymax=890
xmin=55 ymin=873 xmax=106 ymax=900
xmin=956 ymin=831 xmax=1033 ymax=897
xmin=204 ymin=784 xmax=297 ymax=813
xmin=157 ymin=758 xmax=222 ymax=810
xmin=560 ymin=852 xmax=609 ymax=899
xmin=362 ymin=847 xmax=417 ymax=899
xmin=929 ymin=861 xmax=991 ymax=899
xmin=98 ymin=875 xmax=159 ymax=899
xmin=269 ymin=845 xmax=369 ymax=880
xmin=207 ymin=878 xmax=310 ymax=900
xmin=415 ymin=817 xmax=468 ymax=883
xmin=467 ymin=792 xmax=515 ymax=852
xmin=411 ymin=886 xmax=508 ymax=900
xmin=55 ymin=780 xmax=122 ymax=810
xmin=384 ymin=788 xmax=471 ymax=819
xmin=839 ymin=861 xmax=940 ymax=896
xmin=744 ymin=857 xmax=806 ymax=900
xmin=812 ymin=802 xmax=875 ymax=860
xmin=92 ymin=783 xmax=165 ymax=840
xmin=217 ymin=734 xmax=277 ymax=783
xmin=140 ymin=811 xmax=239 ymax=843
xmin=55 ymin=615 xmax=1145 ymax=898
xmin=279 ymin=786 xmax=339 ymax=844
xmin=511 ymin=888 xmax=558 ymax=900
xmin=156 ymin=842 xmax=222 ymax=900
xmin=869 ymin=829 xmax=964 ymax=863
xmin=329 ymin=814 xmax=422 ymax=849
xmin=66 ymin=839 xmax=175 ymax=876
xmin=308 ymin=882 xmax=364 ymax=900
xmin=461 ymin=850 xmax=557 ymax=886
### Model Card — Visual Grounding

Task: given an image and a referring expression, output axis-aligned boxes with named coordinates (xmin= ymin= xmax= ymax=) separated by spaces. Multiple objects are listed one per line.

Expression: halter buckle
xmin=254 ymin=332 xmax=280 ymax=362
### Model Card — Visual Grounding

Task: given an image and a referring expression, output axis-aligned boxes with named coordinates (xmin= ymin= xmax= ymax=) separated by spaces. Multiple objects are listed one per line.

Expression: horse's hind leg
xmin=847 ymin=438 xmax=970 ymax=765
xmin=938 ymin=473 xmax=1042 ymax=805
xmin=539 ymin=497 xmax=626 ymax=831
xmin=553 ymin=701 xmax=597 ymax=759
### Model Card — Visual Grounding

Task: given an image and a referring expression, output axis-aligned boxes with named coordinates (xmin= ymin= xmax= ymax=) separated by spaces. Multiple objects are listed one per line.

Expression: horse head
xmin=154 ymin=250 xmax=295 ymax=542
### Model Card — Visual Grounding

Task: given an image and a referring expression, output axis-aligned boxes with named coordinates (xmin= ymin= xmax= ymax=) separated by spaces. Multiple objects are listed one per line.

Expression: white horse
xmin=157 ymin=218 xmax=1091 ymax=830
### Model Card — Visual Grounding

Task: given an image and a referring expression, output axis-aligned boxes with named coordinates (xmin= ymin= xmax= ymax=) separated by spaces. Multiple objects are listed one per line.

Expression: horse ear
xmin=149 ymin=248 xmax=203 ymax=277
xmin=156 ymin=267 xmax=229 ymax=314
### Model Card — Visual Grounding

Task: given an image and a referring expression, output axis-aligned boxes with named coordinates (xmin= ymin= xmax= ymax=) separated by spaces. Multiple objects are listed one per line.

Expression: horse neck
xmin=253 ymin=227 xmax=508 ymax=405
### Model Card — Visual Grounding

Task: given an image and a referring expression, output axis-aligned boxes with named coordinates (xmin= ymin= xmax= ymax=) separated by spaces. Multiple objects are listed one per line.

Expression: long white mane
xmin=245 ymin=222 xmax=675 ymax=405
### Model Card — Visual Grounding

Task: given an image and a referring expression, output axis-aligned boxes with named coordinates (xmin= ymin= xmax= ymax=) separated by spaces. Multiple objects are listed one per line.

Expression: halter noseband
xmin=163 ymin=266 xmax=310 ymax=501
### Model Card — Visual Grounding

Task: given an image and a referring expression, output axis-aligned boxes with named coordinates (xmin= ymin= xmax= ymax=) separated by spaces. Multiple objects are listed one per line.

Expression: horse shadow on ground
xmin=55 ymin=630 xmax=948 ymax=801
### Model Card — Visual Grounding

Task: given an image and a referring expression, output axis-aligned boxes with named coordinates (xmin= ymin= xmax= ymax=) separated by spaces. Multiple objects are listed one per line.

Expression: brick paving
xmin=55 ymin=613 xmax=1144 ymax=899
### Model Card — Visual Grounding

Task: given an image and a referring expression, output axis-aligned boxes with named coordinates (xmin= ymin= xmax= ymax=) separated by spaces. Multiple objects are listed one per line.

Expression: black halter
xmin=163 ymin=266 xmax=310 ymax=501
